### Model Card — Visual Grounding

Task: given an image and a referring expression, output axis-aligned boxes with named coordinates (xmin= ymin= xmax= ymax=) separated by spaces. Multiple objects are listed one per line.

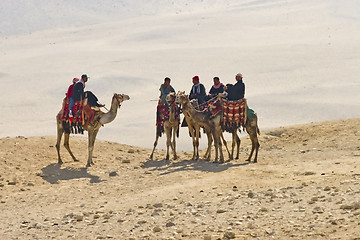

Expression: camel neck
xmin=182 ymin=100 xmax=197 ymax=115
xmin=99 ymin=96 xmax=119 ymax=125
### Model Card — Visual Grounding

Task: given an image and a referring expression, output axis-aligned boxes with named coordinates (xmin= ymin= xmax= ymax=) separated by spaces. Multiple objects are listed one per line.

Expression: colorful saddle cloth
xmin=61 ymin=98 xmax=84 ymax=134
xmin=204 ymin=98 xmax=222 ymax=119
xmin=222 ymin=98 xmax=248 ymax=130
xmin=155 ymin=100 xmax=181 ymax=137
xmin=60 ymin=96 xmax=104 ymax=134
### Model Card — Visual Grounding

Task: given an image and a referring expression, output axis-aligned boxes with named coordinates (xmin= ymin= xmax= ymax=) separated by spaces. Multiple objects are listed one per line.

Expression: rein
xmin=114 ymin=95 xmax=123 ymax=108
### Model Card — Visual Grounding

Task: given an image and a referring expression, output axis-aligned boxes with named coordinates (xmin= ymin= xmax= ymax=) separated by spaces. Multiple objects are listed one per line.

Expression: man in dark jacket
xmin=224 ymin=73 xmax=245 ymax=101
xmin=73 ymin=74 xmax=88 ymax=102
xmin=208 ymin=76 xmax=225 ymax=98
xmin=189 ymin=75 xmax=206 ymax=104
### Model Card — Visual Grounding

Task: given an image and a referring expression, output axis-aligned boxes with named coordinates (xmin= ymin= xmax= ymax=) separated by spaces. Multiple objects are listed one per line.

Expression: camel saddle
xmin=222 ymin=98 xmax=248 ymax=131
xmin=61 ymin=98 xmax=103 ymax=134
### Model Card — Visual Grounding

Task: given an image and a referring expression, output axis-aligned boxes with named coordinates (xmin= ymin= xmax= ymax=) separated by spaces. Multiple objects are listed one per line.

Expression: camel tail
xmin=257 ymin=125 xmax=260 ymax=136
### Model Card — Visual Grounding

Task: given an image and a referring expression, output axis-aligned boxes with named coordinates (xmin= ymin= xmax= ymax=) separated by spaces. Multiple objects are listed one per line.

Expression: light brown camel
xmin=56 ymin=93 xmax=130 ymax=167
xmin=176 ymin=91 xmax=229 ymax=163
xmin=225 ymin=114 xmax=260 ymax=163
xmin=150 ymin=92 xmax=180 ymax=161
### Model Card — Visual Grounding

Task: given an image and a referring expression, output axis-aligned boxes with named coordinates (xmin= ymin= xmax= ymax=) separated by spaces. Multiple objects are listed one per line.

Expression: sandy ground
xmin=0 ymin=118 xmax=359 ymax=240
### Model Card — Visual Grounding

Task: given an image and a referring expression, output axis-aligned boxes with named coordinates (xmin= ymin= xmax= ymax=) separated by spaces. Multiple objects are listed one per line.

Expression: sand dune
xmin=1 ymin=118 xmax=359 ymax=239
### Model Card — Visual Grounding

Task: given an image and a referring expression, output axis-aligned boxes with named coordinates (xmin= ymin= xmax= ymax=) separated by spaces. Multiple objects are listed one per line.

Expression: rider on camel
xmin=67 ymin=77 xmax=79 ymax=117
xmin=224 ymin=73 xmax=245 ymax=101
xmin=189 ymin=75 xmax=206 ymax=104
xmin=159 ymin=77 xmax=175 ymax=104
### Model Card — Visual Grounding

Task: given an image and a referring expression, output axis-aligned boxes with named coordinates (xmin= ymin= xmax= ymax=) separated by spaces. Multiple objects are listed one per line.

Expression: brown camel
xmin=225 ymin=114 xmax=260 ymax=163
xmin=150 ymin=92 xmax=180 ymax=160
xmin=56 ymin=93 xmax=130 ymax=167
xmin=176 ymin=91 xmax=229 ymax=163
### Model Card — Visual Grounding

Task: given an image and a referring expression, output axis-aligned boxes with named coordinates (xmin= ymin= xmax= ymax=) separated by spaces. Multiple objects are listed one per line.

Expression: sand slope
xmin=0 ymin=118 xmax=359 ymax=239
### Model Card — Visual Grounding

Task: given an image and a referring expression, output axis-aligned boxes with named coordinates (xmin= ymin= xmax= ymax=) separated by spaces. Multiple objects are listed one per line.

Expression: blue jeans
xmin=69 ymin=97 xmax=74 ymax=112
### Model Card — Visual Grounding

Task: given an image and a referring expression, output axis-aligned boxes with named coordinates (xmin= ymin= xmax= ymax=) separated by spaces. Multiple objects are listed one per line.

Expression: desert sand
xmin=0 ymin=118 xmax=359 ymax=239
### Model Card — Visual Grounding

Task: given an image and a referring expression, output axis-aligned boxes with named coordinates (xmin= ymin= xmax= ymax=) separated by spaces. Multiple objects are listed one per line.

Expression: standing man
xmin=189 ymin=75 xmax=206 ymax=104
xmin=224 ymin=73 xmax=245 ymax=101
xmin=159 ymin=77 xmax=175 ymax=104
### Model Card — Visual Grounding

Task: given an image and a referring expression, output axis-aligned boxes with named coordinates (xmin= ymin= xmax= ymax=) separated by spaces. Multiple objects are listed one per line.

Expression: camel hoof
xmin=86 ymin=162 xmax=94 ymax=168
xmin=74 ymin=159 xmax=79 ymax=162
xmin=58 ymin=160 xmax=63 ymax=165
xmin=173 ymin=155 xmax=178 ymax=160
xmin=149 ymin=154 xmax=153 ymax=160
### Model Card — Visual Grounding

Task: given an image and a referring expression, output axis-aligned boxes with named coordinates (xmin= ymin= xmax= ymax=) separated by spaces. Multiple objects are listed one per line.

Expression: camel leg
xmin=213 ymin=124 xmax=224 ymax=163
xmin=172 ymin=126 xmax=178 ymax=160
xmin=246 ymin=124 xmax=260 ymax=163
xmin=234 ymin=130 xmax=241 ymax=160
xmin=149 ymin=133 xmax=159 ymax=160
xmin=213 ymin=132 xmax=219 ymax=163
xmin=87 ymin=128 xmax=99 ymax=167
xmin=63 ymin=132 xmax=78 ymax=162
xmin=230 ymin=132 xmax=235 ymax=160
xmin=194 ymin=127 xmax=200 ymax=160
xmin=217 ymin=133 xmax=224 ymax=163
xmin=165 ymin=127 xmax=171 ymax=161
xmin=203 ymin=129 xmax=212 ymax=161
xmin=56 ymin=124 xmax=64 ymax=164
xmin=220 ymin=132 xmax=231 ymax=160
xmin=187 ymin=124 xmax=197 ymax=160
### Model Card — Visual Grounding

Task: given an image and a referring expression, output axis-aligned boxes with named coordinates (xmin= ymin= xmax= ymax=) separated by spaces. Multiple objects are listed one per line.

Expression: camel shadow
xmin=142 ymin=158 xmax=250 ymax=176
xmin=41 ymin=163 xmax=103 ymax=184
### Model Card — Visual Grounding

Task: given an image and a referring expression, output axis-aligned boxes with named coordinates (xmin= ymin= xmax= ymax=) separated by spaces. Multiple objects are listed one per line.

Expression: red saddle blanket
xmin=61 ymin=98 xmax=84 ymax=134
xmin=222 ymin=98 xmax=247 ymax=130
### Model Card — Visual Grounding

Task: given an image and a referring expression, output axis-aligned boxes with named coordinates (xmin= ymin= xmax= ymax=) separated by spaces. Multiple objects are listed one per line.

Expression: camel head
xmin=166 ymin=92 xmax=176 ymax=103
xmin=113 ymin=93 xmax=130 ymax=108
xmin=175 ymin=91 xmax=188 ymax=105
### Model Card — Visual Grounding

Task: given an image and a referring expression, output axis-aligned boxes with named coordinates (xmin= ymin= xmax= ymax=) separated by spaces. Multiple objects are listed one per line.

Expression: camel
xmin=176 ymin=91 xmax=228 ymax=163
xmin=225 ymin=114 xmax=260 ymax=163
xmin=150 ymin=92 xmax=180 ymax=161
xmin=56 ymin=93 xmax=130 ymax=167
